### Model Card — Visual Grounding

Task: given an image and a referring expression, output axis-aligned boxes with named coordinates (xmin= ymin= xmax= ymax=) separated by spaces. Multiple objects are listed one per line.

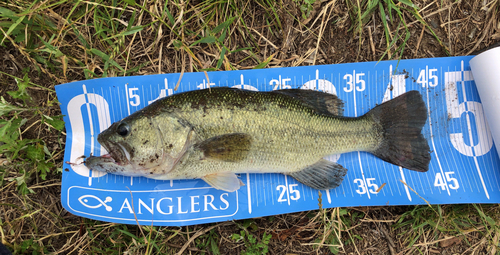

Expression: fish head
xmin=86 ymin=113 xmax=194 ymax=178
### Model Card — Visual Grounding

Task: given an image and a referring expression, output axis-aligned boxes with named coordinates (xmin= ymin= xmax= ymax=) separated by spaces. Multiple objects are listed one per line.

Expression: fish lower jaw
xmin=107 ymin=151 xmax=131 ymax=166
xmin=101 ymin=154 xmax=113 ymax=159
xmin=100 ymin=153 xmax=131 ymax=167
xmin=100 ymin=140 xmax=131 ymax=166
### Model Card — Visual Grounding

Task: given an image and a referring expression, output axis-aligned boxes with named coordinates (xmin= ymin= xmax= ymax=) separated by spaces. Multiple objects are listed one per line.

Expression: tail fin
xmin=367 ymin=91 xmax=431 ymax=172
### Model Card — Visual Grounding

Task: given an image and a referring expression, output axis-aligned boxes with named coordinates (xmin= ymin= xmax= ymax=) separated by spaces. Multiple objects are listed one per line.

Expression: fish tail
xmin=367 ymin=91 xmax=431 ymax=172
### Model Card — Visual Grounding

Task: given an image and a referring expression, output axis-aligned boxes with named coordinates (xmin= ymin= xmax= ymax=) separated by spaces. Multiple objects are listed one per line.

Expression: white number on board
xmin=354 ymin=178 xmax=379 ymax=194
xmin=343 ymin=71 xmax=365 ymax=92
xmin=417 ymin=67 xmax=438 ymax=87
xmin=276 ymin=184 xmax=301 ymax=202
xmin=197 ymin=80 xmax=215 ymax=90
xmin=444 ymin=70 xmax=493 ymax=157
xmin=270 ymin=75 xmax=291 ymax=90
xmin=128 ymin=88 xmax=140 ymax=106
xmin=434 ymin=172 xmax=459 ymax=190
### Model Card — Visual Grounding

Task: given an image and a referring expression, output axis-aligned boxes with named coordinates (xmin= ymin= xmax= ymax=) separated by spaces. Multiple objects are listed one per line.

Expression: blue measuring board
xmin=56 ymin=56 xmax=500 ymax=226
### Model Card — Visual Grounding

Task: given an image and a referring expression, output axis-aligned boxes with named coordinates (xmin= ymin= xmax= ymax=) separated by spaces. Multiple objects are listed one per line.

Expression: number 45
xmin=434 ymin=172 xmax=459 ymax=190
xmin=417 ymin=68 xmax=438 ymax=87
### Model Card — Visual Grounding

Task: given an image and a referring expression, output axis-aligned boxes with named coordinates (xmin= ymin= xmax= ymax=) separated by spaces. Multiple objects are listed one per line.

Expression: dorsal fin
xmin=272 ymin=89 xmax=344 ymax=116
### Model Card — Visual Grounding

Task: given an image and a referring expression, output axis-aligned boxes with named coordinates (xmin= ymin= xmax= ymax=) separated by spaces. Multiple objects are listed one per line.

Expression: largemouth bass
xmin=86 ymin=87 xmax=430 ymax=192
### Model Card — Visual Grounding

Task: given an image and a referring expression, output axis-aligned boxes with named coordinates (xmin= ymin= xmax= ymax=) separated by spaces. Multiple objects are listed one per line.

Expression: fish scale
xmin=168 ymin=96 xmax=376 ymax=169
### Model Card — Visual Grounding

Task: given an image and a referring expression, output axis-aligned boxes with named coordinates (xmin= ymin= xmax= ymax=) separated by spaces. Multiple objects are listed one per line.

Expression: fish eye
xmin=117 ymin=122 xmax=130 ymax=137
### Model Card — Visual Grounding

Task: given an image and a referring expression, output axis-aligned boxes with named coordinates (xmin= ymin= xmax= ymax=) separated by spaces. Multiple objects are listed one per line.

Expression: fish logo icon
xmin=78 ymin=195 xmax=113 ymax=211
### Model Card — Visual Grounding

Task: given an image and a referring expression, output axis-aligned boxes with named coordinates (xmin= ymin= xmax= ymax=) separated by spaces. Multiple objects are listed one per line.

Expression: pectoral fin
xmin=289 ymin=159 xmax=347 ymax=190
xmin=195 ymin=133 xmax=252 ymax=162
xmin=202 ymin=172 xmax=244 ymax=192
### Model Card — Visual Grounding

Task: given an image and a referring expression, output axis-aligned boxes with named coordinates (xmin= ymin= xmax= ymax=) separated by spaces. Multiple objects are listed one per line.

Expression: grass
xmin=1 ymin=0 xmax=500 ymax=254
xmin=231 ymin=220 xmax=272 ymax=255
xmin=346 ymin=0 xmax=449 ymax=63
xmin=0 ymin=70 xmax=63 ymax=195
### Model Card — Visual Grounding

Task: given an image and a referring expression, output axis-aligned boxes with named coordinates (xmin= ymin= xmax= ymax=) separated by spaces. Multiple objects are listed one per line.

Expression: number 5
xmin=128 ymin=88 xmax=140 ymax=106
xmin=355 ymin=73 xmax=365 ymax=91
xmin=366 ymin=178 xmax=379 ymax=194
xmin=445 ymin=71 xmax=493 ymax=157
xmin=428 ymin=69 xmax=438 ymax=87
xmin=445 ymin=172 xmax=459 ymax=190
xmin=289 ymin=184 xmax=300 ymax=200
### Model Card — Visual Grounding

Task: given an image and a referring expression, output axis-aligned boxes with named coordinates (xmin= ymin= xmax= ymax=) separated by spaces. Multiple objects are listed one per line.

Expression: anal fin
xmin=202 ymin=172 xmax=244 ymax=192
xmin=289 ymin=159 xmax=347 ymax=190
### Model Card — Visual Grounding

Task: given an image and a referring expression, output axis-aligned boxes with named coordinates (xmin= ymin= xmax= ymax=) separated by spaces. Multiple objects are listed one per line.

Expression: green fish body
xmin=86 ymin=87 xmax=430 ymax=192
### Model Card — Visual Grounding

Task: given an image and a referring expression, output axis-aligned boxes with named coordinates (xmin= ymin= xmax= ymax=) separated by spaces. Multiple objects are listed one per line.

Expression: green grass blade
xmin=3 ymin=14 xmax=25 ymax=41
xmin=90 ymin=48 xmax=125 ymax=72
xmin=254 ymin=53 xmax=275 ymax=69
xmin=190 ymin=35 xmax=217 ymax=46
xmin=216 ymin=47 xmax=227 ymax=70
xmin=103 ymin=26 xmax=144 ymax=40
xmin=212 ymin=17 xmax=235 ymax=34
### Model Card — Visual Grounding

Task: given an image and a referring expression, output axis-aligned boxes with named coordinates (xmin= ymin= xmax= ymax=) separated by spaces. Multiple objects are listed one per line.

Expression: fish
xmin=85 ymin=87 xmax=431 ymax=192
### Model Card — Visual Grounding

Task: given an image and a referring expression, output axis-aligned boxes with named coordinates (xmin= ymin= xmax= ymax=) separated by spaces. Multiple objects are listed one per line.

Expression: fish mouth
xmin=99 ymin=140 xmax=131 ymax=166
xmin=86 ymin=153 xmax=116 ymax=165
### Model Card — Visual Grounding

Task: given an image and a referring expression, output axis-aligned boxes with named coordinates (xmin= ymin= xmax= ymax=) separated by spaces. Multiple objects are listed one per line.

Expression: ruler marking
xmin=425 ymin=69 xmax=448 ymax=196
xmin=371 ymin=71 xmax=386 ymax=196
xmin=441 ymin=67 xmax=464 ymax=193
xmin=475 ymin=94 xmax=494 ymax=190
xmin=108 ymin=86 xmax=115 ymax=133
xmin=351 ymin=70 xmax=370 ymax=199
xmin=458 ymin=64 xmax=478 ymax=192
xmin=271 ymin=174 xmax=275 ymax=205
xmin=449 ymin=68 xmax=474 ymax=192
xmin=124 ymin=84 xmax=130 ymax=115
xmin=116 ymin=87 xmax=123 ymax=119
xmin=470 ymin=75 xmax=493 ymax=191
xmin=263 ymin=174 xmax=267 ymax=206
xmin=284 ymin=175 xmax=291 ymax=206
xmin=301 ymin=183 xmax=306 ymax=201
xmin=82 ymin=85 xmax=94 ymax=186
xmin=247 ymin=173 xmax=252 ymax=214
xmin=456 ymin=67 xmax=476 ymax=192
xmin=460 ymin=61 xmax=489 ymax=199
xmin=383 ymin=69 xmax=399 ymax=197
xmin=419 ymin=68 xmax=432 ymax=195
xmin=438 ymin=68 xmax=455 ymax=192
